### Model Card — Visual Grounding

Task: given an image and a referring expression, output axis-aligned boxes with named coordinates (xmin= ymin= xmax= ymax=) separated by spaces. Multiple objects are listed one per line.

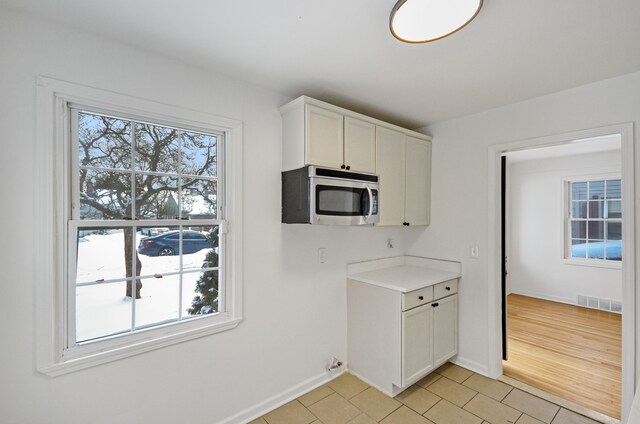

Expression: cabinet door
xmin=404 ymin=137 xmax=432 ymax=226
xmin=402 ymin=304 xmax=433 ymax=387
xmin=305 ymin=105 xmax=344 ymax=169
xmin=433 ymin=294 xmax=458 ymax=366
xmin=376 ymin=127 xmax=405 ymax=226
xmin=344 ymin=116 xmax=376 ymax=173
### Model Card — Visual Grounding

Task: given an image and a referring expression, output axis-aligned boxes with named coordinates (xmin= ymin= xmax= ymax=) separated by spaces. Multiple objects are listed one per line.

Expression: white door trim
xmin=486 ymin=123 xmax=635 ymax=423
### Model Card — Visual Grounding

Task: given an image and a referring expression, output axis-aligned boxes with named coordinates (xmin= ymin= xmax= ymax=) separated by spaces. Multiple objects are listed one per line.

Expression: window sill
xmin=563 ymin=258 xmax=622 ymax=270
xmin=38 ymin=315 xmax=242 ymax=377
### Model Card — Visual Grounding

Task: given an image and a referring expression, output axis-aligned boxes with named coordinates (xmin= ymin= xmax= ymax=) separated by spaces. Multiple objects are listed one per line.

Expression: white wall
xmin=407 ymin=70 xmax=640 ymax=377
xmin=0 ymin=9 xmax=413 ymax=424
xmin=507 ymin=150 xmax=622 ymax=304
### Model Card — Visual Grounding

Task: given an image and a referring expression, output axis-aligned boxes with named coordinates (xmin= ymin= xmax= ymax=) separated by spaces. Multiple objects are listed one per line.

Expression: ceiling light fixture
xmin=390 ymin=0 xmax=483 ymax=43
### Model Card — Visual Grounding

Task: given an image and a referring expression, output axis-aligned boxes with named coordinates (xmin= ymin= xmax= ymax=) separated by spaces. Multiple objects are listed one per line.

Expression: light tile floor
xmin=251 ymin=363 xmax=604 ymax=424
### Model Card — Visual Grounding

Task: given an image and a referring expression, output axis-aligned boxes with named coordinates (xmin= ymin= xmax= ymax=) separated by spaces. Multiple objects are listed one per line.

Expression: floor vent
xmin=577 ymin=295 xmax=621 ymax=314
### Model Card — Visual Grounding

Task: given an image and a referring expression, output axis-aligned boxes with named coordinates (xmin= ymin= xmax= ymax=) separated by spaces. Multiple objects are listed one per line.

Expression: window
xmin=567 ymin=178 xmax=622 ymax=261
xmin=71 ymin=110 xmax=223 ymax=343
xmin=36 ymin=78 xmax=243 ymax=375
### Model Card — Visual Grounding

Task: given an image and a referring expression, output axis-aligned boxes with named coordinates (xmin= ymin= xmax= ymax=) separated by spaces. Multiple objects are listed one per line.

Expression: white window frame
xmin=36 ymin=77 xmax=243 ymax=376
xmin=563 ymin=173 xmax=622 ymax=269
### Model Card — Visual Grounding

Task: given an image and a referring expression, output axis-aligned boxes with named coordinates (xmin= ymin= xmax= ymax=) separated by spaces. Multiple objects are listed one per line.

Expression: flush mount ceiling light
xmin=390 ymin=0 xmax=483 ymax=43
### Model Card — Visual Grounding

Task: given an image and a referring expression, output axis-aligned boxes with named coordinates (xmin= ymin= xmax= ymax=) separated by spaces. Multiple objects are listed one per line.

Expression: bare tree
xmin=78 ymin=113 xmax=217 ymax=298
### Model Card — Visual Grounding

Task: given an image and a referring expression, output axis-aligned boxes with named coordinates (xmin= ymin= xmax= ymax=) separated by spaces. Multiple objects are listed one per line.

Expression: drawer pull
xmin=432 ymin=302 xmax=439 ymax=307
xmin=418 ymin=296 xmax=424 ymax=300
xmin=445 ymin=286 xmax=451 ymax=291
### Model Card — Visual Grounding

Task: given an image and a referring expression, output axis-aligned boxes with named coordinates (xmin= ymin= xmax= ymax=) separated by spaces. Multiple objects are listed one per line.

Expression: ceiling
xmin=3 ymin=0 xmax=640 ymax=128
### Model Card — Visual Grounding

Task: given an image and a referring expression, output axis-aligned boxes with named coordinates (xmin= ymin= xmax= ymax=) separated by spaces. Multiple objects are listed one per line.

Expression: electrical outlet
xmin=318 ymin=248 xmax=327 ymax=264
xmin=387 ymin=238 xmax=396 ymax=249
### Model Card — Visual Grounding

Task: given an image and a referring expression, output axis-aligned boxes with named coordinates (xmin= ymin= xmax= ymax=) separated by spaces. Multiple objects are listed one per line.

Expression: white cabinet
xmin=433 ymin=293 xmax=458 ymax=365
xmin=376 ymin=126 xmax=406 ymax=226
xmin=343 ymin=116 xmax=376 ymax=173
xmin=280 ymin=96 xmax=430 ymax=189
xmin=347 ymin=276 xmax=459 ymax=396
xmin=402 ymin=302 xmax=434 ymax=386
xmin=305 ymin=105 xmax=344 ymax=169
xmin=405 ymin=136 xmax=432 ymax=226
xmin=281 ymin=99 xmax=376 ymax=173
xmin=376 ymin=128 xmax=432 ymax=226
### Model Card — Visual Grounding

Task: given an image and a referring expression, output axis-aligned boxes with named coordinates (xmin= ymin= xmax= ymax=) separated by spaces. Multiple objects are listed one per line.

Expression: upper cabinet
xmin=343 ymin=116 xmax=376 ymax=173
xmin=376 ymin=128 xmax=432 ymax=226
xmin=281 ymin=96 xmax=431 ymax=226
xmin=404 ymin=136 xmax=432 ymax=226
xmin=282 ymin=99 xmax=377 ymax=173
xmin=305 ymin=105 xmax=344 ymax=169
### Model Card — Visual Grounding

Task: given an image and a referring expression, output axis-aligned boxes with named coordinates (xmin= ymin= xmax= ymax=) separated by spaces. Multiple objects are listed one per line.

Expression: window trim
xmin=36 ymin=76 xmax=243 ymax=376
xmin=562 ymin=173 xmax=622 ymax=268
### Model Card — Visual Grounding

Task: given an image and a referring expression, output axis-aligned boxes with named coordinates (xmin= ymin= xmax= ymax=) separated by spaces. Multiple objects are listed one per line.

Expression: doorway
xmin=487 ymin=124 xmax=635 ymax=423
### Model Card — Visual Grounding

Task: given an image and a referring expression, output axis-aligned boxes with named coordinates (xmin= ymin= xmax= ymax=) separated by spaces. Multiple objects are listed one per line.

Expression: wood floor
xmin=503 ymin=294 xmax=622 ymax=419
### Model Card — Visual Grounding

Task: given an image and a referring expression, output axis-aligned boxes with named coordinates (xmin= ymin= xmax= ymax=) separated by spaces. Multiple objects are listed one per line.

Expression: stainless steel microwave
xmin=282 ymin=166 xmax=380 ymax=225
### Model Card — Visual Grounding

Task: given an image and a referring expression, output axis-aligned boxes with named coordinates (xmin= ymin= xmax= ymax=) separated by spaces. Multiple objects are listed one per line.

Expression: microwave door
xmin=313 ymin=179 xmax=367 ymax=225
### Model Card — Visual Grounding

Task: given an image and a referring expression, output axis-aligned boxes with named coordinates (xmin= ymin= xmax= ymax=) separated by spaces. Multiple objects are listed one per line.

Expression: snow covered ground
xmin=75 ymin=230 xmax=216 ymax=342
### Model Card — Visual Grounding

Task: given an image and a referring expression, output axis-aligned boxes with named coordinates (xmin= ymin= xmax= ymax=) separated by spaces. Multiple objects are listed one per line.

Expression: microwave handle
xmin=364 ymin=184 xmax=374 ymax=223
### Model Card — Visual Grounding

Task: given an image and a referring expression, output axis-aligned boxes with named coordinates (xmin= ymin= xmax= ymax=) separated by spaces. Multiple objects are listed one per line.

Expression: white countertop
xmin=347 ymin=256 xmax=462 ymax=293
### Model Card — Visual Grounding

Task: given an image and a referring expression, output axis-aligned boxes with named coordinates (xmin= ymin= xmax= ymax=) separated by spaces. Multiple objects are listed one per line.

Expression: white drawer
xmin=434 ymin=279 xmax=458 ymax=300
xmin=402 ymin=286 xmax=434 ymax=311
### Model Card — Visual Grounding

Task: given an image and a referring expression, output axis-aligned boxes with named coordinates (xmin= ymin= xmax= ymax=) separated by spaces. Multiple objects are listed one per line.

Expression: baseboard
xmin=510 ymin=289 xmax=575 ymax=306
xmin=451 ymin=355 xmax=489 ymax=377
xmin=219 ymin=369 xmax=345 ymax=424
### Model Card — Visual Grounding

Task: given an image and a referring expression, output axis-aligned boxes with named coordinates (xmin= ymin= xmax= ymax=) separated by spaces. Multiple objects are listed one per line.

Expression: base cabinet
xmin=347 ymin=278 xmax=459 ymax=396
xmin=402 ymin=302 xmax=434 ymax=386
xmin=433 ymin=294 xmax=458 ymax=365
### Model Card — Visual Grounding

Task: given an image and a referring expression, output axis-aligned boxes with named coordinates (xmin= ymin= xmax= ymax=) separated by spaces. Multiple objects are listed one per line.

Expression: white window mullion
xmin=66 ymin=221 xmax=80 ymax=351
xmin=178 ymin=130 xmax=184 ymax=320
xmin=130 ymin=120 xmax=137 ymax=333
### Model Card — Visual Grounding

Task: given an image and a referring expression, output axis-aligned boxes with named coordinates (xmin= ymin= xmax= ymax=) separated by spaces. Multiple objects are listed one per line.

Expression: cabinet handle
xmin=346 ymin=165 xmax=351 ymax=170
xmin=418 ymin=296 xmax=424 ymax=300
xmin=432 ymin=302 xmax=439 ymax=307
xmin=341 ymin=164 xmax=346 ymax=169
xmin=445 ymin=286 xmax=451 ymax=291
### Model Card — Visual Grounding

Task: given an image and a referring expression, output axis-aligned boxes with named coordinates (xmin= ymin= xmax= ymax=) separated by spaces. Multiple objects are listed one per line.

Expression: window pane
xmin=571 ymin=221 xmax=586 ymax=239
xmin=182 ymin=226 xmax=219 ymax=272
xmin=607 ymin=200 xmax=622 ymax=219
xmin=76 ymin=281 xmax=131 ymax=342
xmin=78 ymin=112 xmax=131 ymax=170
xmin=587 ymin=221 xmax=605 ymax=240
xmin=606 ymin=240 xmax=622 ymax=261
xmin=135 ymin=276 xmax=180 ymax=329
xmin=588 ymin=201 xmax=604 ymax=218
xmin=134 ymin=123 xmax=179 ymax=173
xmin=606 ymin=180 xmax=621 ymax=199
xmin=572 ymin=182 xmax=587 ymax=200
xmin=607 ymin=222 xmax=622 ymax=240
xmin=79 ymin=169 xmax=132 ymax=219
xmin=135 ymin=174 xmax=179 ymax=219
xmin=571 ymin=201 xmax=587 ymax=218
xmin=76 ymin=228 xmax=128 ymax=283
xmin=588 ymin=180 xmax=605 ymax=200
xmin=587 ymin=241 xmax=605 ymax=259
xmin=182 ymin=131 xmax=217 ymax=177
xmin=183 ymin=270 xmax=219 ymax=317
xmin=571 ymin=239 xmax=587 ymax=258
xmin=137 ymin=227 xmax=181 ymax=278
xmin=181 ymin=179 xmax=217 ymax=219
